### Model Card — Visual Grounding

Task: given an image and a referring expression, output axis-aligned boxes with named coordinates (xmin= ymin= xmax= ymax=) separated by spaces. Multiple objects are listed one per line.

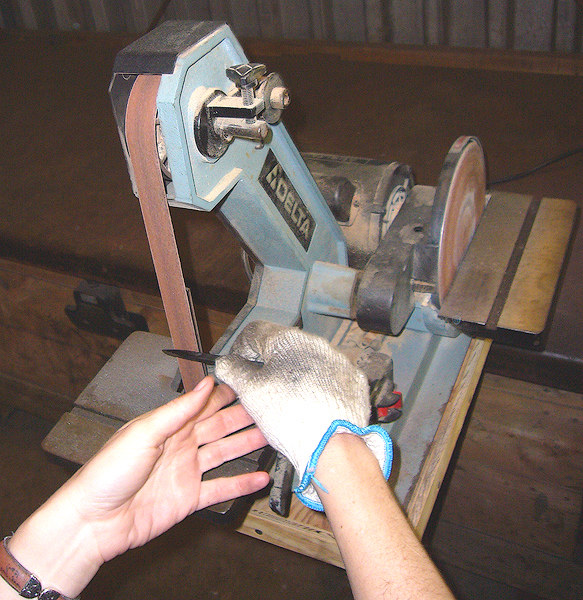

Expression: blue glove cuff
xmin=294 ymin=419 xmax=393 ymax=512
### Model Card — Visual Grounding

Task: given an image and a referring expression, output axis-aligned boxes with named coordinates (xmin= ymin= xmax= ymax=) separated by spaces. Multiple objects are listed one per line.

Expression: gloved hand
xmin=215 ymin=321 xmax=392 ymax=511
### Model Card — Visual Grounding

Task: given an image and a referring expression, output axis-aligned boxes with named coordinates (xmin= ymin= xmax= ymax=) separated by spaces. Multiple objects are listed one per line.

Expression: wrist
xmin=314 ymin=431 xmax=389 ymax=502
xmin=316 ymin=432 xmax=370 ymax=478
xmin=294 ymin=421 xmax=392 ymax=511
xmin=7 ymin=492 xmax=104 ymax=599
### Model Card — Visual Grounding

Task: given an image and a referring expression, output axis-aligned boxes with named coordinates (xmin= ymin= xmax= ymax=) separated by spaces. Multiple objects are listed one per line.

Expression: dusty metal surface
xmin=331 ymin=315 xmax=472 ymax=506
xmin=439 ymin=192 xmax=533 ymax=330
xmin=42 ymin=332 xmax=181 ymax=461
xmin=438 ymin=192 xmax=578 ymax=345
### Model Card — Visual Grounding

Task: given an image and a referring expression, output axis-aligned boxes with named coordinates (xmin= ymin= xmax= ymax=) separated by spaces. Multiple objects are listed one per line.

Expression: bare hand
xmin=67 ymin=376 xmax=269 ymax=559
xmin=9 ymin=377 xmax=269 ymax=597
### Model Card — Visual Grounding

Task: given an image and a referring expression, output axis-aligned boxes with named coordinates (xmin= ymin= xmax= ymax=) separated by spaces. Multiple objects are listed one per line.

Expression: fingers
xmin=126 ymin=378 xmax=237 ymax=446
xmin=215 ymin=355 xmax=262 ymax=390
xmin=189 ymin=380 xmax=237 ymax=423
xmin=149 ymin=376 xmax=218 ymax=441
xmin=197 ymin=425 xmax=268 ymax=472
xmin=105 ymin=376 xmax=217 ymax=452
xmin=196 ymin=471 xmax=271 ymax=510
xmin=194 ymin=402 xmax=257 ymax=446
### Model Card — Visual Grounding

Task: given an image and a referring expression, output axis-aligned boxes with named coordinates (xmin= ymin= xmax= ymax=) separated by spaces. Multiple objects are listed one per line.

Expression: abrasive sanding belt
xmin=125 ymin=74 xmax=205 ymax=391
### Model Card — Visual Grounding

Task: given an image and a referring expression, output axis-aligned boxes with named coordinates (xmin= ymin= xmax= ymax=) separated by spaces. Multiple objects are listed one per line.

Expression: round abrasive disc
xmin=434 ymin=137 xmax=486 ymax=305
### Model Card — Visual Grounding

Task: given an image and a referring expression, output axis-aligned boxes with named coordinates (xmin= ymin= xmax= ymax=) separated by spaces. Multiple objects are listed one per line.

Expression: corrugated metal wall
xmin=1 ymin=0 xmax=582 ymax=53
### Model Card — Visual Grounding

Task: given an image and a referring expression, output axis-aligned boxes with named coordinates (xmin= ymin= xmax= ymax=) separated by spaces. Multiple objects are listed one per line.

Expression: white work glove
xmin=215 ymin=321 xmax=392 ymax=511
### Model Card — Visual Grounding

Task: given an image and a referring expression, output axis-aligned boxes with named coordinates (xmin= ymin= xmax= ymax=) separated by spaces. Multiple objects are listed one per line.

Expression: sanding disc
xmin=432 ymin=136 xmax=486 ymax=305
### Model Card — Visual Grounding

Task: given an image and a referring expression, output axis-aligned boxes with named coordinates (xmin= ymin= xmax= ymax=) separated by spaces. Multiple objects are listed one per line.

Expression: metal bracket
xmin=65 ymin=281 xmax=148 ymax=341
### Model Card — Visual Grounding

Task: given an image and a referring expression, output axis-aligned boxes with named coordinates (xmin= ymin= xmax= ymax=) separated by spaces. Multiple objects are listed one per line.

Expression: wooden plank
xmin=229 ymin=0 xmax=261 ymax=37
xmin=432 ymin=520 xmax=583 ymax=600
xmin=127 ymin=0 xmax=151 ymax=33
xmin=41 ymin=407 xmax=122 ymax=463
xmin=430 ymin=373 xmax=583 ymax=598
xmin=309 ymin=0 xmax=334 ymax=39
xmin=438 ymin=458 xmax=583 ymax=557
xmin=390 ymin=0 xmax=425 ymax=44
xmin=5 ymin=0 xmax=583 ymax=56
xmin=555 ymin=0 xmax=579 ymax=54
xmin=93 ymin=0 xmax=123 ymax=32
xmin=0 ymin=258 xmax=142 ymax=353
xmin=15 ymin=0 xmax=37 ymax=28
xmin=0 ymin=261 xmax=117 ymax=399
xmin=51 ymin=0 xmax=72 ymax=29
xmin=208 ymin=0 xmax=232 ymax=22
xmin=67 ymin=0 xmax=95 ymax=30
xmin=87 ymin=0 xmax=109 ymax=31
xmin=407 ymin=338 xmax=492 ymax=534
xmin=0 ymin=257 xmax=234 ymax=419
xmin=238 ymin=495 xmax=344 ymax=567
xmin=331 ymin=0 xmax=366 ymax=41
xmin=256 ymin=0 xmax=283 ymax=38
xmin=487 ymin=0 xmax=509 ymax=49
xmin=165 ymin=0 xmax=211 ymax=20
xmin=455 ymin=374 xmax=583 ymax=489
xmin=29 ymin=0 xmax=60 ymax=29
xmin=425 ymin=0 xmax=445 ymax=44
xmin=0 ymin=372 xmax=76 ymax=423
xmin=0 ymin=257 xmax=231 ymax=351
xmin=481 ymin=373 xmax=583 ymax=411
xmin=243 ymin=36 xmax=583 ymax=76
xmin=0 ymin=322 xmax=110 ymax=399
xmin=364 ymin=0 xmax=384 ymax=42
xmin=280 ymin=0 xmax=312 ymax=39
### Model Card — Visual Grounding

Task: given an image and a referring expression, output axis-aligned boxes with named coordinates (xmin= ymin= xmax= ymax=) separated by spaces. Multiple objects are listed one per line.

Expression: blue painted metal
xmin=155 ymin=24 xmax=348 ymax=345
xmin=152 ymin=26 xmax=478 ymax=485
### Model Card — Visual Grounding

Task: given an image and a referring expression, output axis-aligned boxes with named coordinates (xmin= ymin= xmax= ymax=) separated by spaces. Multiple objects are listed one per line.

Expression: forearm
xmin=316 ymin=434 xmax=455 ymax=600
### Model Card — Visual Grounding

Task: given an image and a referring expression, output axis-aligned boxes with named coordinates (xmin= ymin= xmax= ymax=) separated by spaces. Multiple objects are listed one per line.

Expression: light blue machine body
xmin=149 ymin=26 xmax=473 ymax=443
xmin=153 ymin=24 xmax=348 ymax=349
xmin=41 ymin=22 xmax=477 ymax=513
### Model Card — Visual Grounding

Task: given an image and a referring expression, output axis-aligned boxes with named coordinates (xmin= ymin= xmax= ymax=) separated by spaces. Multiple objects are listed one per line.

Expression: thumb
xmin=215 ymin=355 xmax=262 ymax=394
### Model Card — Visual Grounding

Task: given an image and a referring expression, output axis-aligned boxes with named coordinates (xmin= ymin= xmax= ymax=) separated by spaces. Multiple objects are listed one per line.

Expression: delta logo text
xmin=259 ymin=150 xmax=315 ymax=251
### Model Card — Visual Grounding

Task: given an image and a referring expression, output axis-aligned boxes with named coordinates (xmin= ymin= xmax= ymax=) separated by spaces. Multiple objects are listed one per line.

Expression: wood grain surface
xmin=430 ymin=373 xmax=583 ymax=599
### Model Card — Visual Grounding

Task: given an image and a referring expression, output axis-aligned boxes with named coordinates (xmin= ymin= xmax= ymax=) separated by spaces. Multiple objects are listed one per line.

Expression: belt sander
xmin=44 ymin=21 xmax=577 ymax=519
